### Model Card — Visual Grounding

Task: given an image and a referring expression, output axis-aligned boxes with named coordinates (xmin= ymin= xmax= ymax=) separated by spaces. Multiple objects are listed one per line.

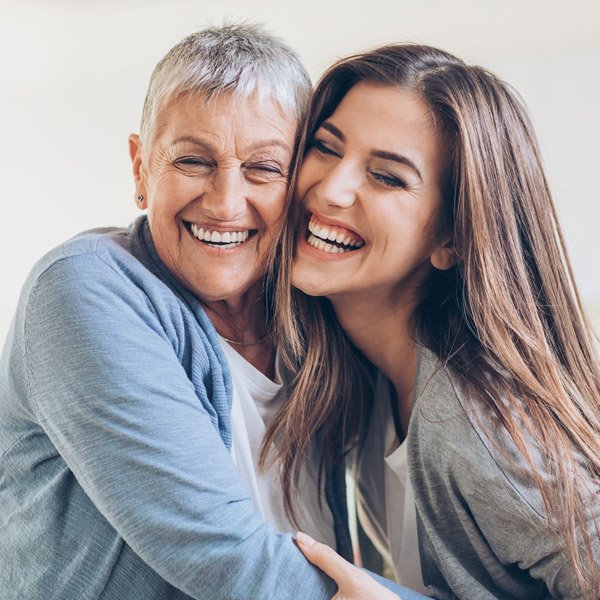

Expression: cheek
xmin=294 ymin=155 xmax=321 ymax=201
xmin=258 ymin=184 xmax=289 ymax=226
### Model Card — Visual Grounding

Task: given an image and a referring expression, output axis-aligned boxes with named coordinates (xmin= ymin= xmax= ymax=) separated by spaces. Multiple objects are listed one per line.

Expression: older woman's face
xmin=130 ymin=93 xmax=296 ymax=304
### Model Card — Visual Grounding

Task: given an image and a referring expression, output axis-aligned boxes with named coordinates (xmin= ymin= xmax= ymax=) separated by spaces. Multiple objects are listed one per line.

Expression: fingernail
xmin=296 ymin=531 xmax=316 ymax=547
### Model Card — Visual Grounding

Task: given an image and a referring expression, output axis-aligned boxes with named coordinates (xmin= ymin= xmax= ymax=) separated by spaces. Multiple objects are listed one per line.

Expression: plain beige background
xmin=1 ymin=0 xmax=599 ymax=345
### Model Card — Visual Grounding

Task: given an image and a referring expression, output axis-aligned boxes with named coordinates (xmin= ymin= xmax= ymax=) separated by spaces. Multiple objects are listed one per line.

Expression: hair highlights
xmin=266 ymin=43 xmax=600 ymax=598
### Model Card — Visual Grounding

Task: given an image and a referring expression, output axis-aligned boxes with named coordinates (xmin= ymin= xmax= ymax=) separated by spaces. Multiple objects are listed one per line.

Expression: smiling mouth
xmin=306 ymin=214 xmax=365 ymax=254
xmin=186 ymin=222 xmax=256 ymax=248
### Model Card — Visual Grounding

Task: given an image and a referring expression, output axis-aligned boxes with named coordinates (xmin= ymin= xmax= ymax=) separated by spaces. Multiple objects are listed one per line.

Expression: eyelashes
xmin=311 ymin=139 xmax=340 ymax=157
xmin=370 ymin=172 xmax=406 ymax=189
xmin=173 ymin=156 xmax=212 ymax=171
xmin=309 ymin=137 xmax=408 ymax=190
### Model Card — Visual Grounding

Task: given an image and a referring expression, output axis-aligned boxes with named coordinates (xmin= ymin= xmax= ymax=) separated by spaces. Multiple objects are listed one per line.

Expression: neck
xmin=330 ymin=291 xmax=418 ymax=433
xmin=201 ymin=284 xmax=275 ymax=379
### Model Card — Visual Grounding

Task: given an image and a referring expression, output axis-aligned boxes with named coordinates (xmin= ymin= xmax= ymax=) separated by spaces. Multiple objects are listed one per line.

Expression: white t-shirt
xmin=356 ymin=372 xmax=427 ymax=595
xmin=220 ymin=338 xmax=336 ymax=547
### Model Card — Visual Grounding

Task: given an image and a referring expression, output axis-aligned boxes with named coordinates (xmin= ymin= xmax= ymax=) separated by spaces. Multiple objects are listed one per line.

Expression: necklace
xmin=220 ymin=333 xmax=269 ymax=347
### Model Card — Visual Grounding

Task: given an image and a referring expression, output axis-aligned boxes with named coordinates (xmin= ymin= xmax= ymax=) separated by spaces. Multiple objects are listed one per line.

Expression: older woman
xmin=0 ymin=24 xmax=410 ymax=600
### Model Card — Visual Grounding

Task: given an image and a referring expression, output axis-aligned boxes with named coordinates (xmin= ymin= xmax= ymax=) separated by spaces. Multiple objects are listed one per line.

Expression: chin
xmin=291 ymin=267 xmax=330 ymax=298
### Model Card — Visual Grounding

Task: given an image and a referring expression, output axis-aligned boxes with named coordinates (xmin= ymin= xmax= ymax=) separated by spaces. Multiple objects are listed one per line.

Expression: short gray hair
xmin=139 ymin=23 xmax=312 ymax=145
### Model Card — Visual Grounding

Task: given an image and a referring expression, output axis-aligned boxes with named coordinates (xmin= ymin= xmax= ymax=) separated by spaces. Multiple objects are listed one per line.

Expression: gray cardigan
xmin=408 ymin=345 xmax=599 ymax=599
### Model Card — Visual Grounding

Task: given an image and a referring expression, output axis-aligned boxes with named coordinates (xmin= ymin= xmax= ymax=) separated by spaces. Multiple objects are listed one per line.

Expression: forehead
xmin=330 ymin=82 xmax=435 ymax=138
xmin=333 ymin=81 xmax=433 ymax=127
xmin=151 ymin=91 xmax=297 ymax=152
xmin=325 ymin=81 xmax=445 ymax=180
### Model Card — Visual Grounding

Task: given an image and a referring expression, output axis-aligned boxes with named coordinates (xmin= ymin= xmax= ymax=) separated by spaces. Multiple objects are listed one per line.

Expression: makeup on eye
xmin=370 ymin=171 xmax=407 ymax=189
xmin=310 ymin=138 xmax=341 ymax=157
xmin=308 ymin=134 xmax=412 ymax=190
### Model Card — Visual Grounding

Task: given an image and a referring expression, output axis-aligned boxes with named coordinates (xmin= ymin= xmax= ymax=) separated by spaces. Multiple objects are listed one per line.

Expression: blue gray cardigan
xmin=0 ymin=217 xmax=356 ymax=600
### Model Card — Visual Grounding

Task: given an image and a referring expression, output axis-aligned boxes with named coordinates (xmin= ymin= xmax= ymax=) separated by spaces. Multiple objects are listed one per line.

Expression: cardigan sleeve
xmin=22 ymin=252 xmax=338 ymax=600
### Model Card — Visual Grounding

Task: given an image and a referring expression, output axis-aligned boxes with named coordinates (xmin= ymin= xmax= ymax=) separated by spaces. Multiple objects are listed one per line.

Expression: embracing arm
xmin=23 ymin=254 xmax=336 ymax=600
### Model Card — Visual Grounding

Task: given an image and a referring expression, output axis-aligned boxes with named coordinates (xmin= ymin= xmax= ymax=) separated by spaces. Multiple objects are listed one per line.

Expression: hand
xmin=296 ymin=532 xmax=402 ymax=600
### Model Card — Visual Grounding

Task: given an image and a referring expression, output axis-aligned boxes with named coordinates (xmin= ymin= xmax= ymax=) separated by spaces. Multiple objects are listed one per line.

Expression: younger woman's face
xmin=292 ymin=82 xmax=450 ymax=307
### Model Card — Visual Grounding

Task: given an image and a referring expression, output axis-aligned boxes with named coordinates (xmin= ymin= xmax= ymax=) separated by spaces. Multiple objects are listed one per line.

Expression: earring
xmin=137 ymin=195 xmax=144 ymax=203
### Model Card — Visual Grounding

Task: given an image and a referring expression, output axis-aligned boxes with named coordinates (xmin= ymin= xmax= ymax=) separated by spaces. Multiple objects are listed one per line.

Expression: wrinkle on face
xmin=136 ymin=91 xmax=297 ymax=307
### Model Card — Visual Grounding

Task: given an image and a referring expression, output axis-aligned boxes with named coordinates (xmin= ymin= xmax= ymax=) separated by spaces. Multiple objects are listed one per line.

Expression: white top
xmin=356 ymin=373 xmax=427 ymax=595
xmin=220 ymin=338 xmax=336 ymax=547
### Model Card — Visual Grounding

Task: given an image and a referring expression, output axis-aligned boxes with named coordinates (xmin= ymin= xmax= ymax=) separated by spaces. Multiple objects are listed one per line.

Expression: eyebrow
xmin=319 ymin=121 xmax=423 ymax=182
xmin=171 ymin=135 xmax=292 ymax=154
xmin=371 ymin=150 xmax=423 ymax=182
xmin=320 ymin=121 xmax=346 ymax=142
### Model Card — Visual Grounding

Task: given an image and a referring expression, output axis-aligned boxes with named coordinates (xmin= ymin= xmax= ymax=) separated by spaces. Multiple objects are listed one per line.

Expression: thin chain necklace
xmin=219 ymin=333 xmax=270 ymax=347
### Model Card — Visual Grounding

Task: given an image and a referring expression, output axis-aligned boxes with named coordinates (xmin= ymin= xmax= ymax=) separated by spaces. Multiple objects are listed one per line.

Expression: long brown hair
xmin=263 ymin=44 xmax=600 ymax=598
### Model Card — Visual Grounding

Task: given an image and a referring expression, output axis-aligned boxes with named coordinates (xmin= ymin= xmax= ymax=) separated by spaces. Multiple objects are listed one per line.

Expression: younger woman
xmin=266 ymin=45 xmax=600 ymax=599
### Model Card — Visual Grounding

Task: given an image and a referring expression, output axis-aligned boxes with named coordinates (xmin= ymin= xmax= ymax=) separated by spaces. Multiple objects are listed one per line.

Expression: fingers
xmin=296 ymin=532 xmax=361 ymax=584
xmin=296 ymin=532 xmax=404 ymax=600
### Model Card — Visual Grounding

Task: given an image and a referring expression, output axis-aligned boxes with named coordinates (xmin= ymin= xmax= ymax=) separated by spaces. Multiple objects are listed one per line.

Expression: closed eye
xmin=173 ymin=156 xmax=213 ymax=171
xmin=310 ymin=138 xmax=341 ymax=158
xmin=247 ymin=161 xmax=284 ymax=175
xmin=370 ymin=171 xmax=407 ymax=189
xmin=243 ymin=160 xmax=288 ymax=184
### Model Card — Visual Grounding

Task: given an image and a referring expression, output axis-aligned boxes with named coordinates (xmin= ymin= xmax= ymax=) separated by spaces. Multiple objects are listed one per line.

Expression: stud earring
xmin=137 ymin=195 xmax=144 ymax=203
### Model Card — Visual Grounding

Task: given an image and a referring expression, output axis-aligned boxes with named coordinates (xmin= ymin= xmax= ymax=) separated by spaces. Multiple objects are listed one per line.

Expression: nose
xmin=203 ymin=168 xmax=247 ymax=221
xmin=314 ymin=159 xmax=359 ymax=209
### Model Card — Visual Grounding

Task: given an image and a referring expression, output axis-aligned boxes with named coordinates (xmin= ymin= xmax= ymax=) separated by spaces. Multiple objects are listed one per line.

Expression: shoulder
xmin=409 ymin=345 xmax=545 ymax=513
xmin=26 ymin=217 xmax=151 ymax=291
xmin=21 ymin=216 xmax=190 ymax=329
xmin=408 ymin=345 xmax=556 ymax=564
xmin=19 ymin=223 xmax=129 ymax=307
xmin=18 ymin=216 xmax=221 ymax=368
xmin=408 ymin=344 xmax=473 ymax=457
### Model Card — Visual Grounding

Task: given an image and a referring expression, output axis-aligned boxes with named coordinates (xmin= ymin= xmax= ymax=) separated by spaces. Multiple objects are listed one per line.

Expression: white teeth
xmin=189 ymin=224 xmax=251 ymax=246
xmin=307 ymin=234 xmax=354 ymax=254
xmin=307 ymin=215 xmax=364 ymax=248
xmin=308 ymin=216 xmax=322 ymax=237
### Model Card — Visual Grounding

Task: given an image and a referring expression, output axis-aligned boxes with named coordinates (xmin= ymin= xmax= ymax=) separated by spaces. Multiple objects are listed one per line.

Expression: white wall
xmin=1 ymin=0 xmax=599 ymax=344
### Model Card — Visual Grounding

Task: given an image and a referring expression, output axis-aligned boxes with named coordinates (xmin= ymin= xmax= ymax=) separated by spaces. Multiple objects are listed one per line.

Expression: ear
xmin=430 ymin=240 xmax=457 ymax=271
xmin=129 ymin=134 xmax=148 ymax=210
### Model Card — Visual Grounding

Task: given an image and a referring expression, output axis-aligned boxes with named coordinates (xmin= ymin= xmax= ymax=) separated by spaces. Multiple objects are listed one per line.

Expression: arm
xmin=24 ymin=254 xmax=336 ymax=600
